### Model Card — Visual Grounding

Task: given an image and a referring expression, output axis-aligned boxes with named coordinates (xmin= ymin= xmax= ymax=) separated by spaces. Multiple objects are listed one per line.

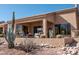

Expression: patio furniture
xmin=56 ymin=34 xmax=64 ymax=38
xmin=28 ymin=33 xmax=33 ymax=38
xmin=34 ymin=33 xmax=40 ymax=38
xmin=40 ymin=34 xmax=46 ymax=38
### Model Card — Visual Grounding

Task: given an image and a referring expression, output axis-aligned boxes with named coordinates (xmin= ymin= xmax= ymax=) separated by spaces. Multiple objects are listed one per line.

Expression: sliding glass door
xmin=55 ymin=23 xmax=71 ymax=36
xmin=33 ymin=26 xmax=43 ymax=35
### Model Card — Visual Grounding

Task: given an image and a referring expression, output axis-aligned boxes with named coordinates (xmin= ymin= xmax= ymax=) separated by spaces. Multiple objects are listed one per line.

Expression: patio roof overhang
xmin=0 ymin=23 xmax=6 ymax=28
xmin=15 ymin=18 xmax=43 ymax=24
xmin=9 ymin=12 xmax=55 ymax=24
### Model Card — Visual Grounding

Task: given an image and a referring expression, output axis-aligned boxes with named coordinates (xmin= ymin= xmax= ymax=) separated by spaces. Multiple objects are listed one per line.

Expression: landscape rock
xmin=76 ymin=43 xmax=79 ymax=47
xmin=61 ymin=47 xmax=66 ymax=51
xmin=61 ymin=47 xmax=79 ymax=55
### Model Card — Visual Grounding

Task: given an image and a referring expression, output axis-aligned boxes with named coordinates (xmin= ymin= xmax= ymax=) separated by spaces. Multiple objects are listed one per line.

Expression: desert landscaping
xmin=0 ymin=37 xmax=79 ymax=55
xmin=0 ymin=4 xmax=79 ymax=55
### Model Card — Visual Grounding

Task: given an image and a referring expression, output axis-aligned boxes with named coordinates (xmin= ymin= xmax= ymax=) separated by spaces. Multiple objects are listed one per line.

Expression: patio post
xmin=3 ymin=26 xmax=5 ymax=34
xmin=14 ymin=24 xmax=16 ymax=34
xmin=43 ymin=19 xmax=47 ymax=37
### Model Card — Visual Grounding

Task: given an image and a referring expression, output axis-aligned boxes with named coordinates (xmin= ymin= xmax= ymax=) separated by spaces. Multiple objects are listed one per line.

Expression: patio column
xmin=14 ymin=24 xmax=16 ymax=33
xmin=3 ymin=26 xmax=4 ymax=34
xmin=28 ymin=24 xmax=32 ymax=33
xmin=43 ymin=19 xmax=47 ymax=37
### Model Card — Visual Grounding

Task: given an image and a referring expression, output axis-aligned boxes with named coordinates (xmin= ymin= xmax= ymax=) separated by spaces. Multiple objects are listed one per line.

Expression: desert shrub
xmin=19 ymin=39 xmax=39 ymax=52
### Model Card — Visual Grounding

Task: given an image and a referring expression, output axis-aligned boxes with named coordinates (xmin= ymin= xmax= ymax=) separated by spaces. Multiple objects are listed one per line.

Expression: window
xmin=55 ymin=23 xmax=71 ymax=35
xmin=16 ymin=25 xmax=24 ymax=37
xmin=0 ymin=28 xmax=3 ymax=34
xmin=33 ymin=26 xmax=43 ymax=34
xmin=23 ymin=26 xmax=28 ymax=36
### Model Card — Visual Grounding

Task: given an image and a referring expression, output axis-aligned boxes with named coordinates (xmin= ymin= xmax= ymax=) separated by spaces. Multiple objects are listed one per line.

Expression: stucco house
xmin=0 ymin=23 xmax=7 ymax=37
xmin=0 ymin=7 xmax=79 ymax=38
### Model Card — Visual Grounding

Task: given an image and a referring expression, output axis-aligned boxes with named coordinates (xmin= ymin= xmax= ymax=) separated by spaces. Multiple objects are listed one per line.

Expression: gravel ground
xmin=0 ymin=38 xmax=62 ymax=55
xmin=0 ymin=38 xmax=79 ymax=55
xmin=0 ymin=43 xmax=26 ymax=55
xmin=0 ymin=42 xmax=62 ymax=55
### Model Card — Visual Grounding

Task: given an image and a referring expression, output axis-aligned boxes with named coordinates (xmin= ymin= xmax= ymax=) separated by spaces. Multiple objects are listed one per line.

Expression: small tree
xmin=5 ymin=12 xmax=15 ymax=48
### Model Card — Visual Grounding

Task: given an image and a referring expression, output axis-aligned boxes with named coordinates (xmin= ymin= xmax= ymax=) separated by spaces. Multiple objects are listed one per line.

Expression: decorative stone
xmin=77 ymin=51 xmax=79 ymax=55
xmin=61 ymin=47 xmax=66 ymax=51
xmin=65 ymin=44 xmax=70 ymax=47
xmin=71 ymin=49 xmax=78 ymax=55
xmin=76 ymin=43 xmax=79 ymax=47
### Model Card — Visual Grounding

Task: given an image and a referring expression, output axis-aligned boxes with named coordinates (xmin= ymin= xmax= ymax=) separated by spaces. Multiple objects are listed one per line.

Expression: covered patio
xmin=15 ymin=16 xmax=55 ymax=38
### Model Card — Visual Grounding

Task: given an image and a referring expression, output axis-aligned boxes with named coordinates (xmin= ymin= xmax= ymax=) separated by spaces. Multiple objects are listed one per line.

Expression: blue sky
xmin=0 ymin=4 xmax=75 ymax=22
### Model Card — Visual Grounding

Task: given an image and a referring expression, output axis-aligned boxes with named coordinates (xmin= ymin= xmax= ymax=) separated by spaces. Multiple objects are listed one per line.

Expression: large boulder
xmin=64 ymin=37 xmax=74 ymax=44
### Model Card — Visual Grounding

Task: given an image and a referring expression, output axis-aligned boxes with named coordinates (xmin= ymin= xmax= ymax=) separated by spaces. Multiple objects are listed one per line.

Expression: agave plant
xmin=5 ymin=12 xmax=15 ymax=48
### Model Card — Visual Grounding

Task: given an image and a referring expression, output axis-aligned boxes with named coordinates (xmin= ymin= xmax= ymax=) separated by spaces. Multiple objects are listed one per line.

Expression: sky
xmin=0 ymin=4 xmax=75 ymax=22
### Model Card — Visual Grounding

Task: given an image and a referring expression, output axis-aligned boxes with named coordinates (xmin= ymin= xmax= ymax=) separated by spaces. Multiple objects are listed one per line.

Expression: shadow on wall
xmin=55 ymin=15 xmax=76 ymax=30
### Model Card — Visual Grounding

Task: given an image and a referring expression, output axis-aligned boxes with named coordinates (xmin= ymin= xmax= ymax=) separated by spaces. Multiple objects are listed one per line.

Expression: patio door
xmin=55 ymin=24 xmax=61 ymax=35
xmin=23 ymin=26 xmax=28 ymax=36
xmin=0 ymin=28 xmax=3 ymax=34
xmin=55 ymin=23 xmax=71 ymax=36
xmin=33 ymin=26 xmax=43 ymax=35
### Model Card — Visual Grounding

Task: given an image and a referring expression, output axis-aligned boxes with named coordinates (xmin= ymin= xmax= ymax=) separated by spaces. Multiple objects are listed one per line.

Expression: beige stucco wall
xmin=46 ymin=14 xmax=55 ymax=23
xmin=15 ymin=37 xmax=73 ymax=47
xmin=55 ymin=11 xmax=77 ymax=30
xmin=76 ymin=12 xmax=79 ymax=29
xmin=15 ymin=38 xmax=65 ymax=47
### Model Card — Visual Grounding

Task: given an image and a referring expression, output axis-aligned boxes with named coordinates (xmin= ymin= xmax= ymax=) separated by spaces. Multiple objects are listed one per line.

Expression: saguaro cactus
xmin=5 ymin=12 xmax=15 ymax=48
